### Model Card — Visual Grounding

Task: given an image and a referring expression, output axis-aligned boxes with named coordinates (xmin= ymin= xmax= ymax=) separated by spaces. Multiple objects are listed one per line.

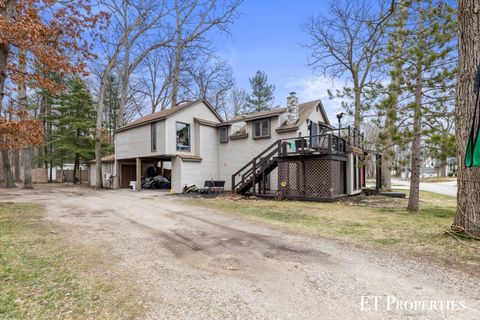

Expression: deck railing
xmin=278 ymin=133 xmax=347 ymax=157
xmin=319 ymin=126 xmax=364 ymax=149
xmin=231 ymin=129 xmax=359 ymax=194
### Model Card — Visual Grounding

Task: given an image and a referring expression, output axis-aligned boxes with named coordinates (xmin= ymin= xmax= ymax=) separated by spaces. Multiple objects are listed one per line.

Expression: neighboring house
xmin=90 ymin=92 xmax=367 ymax=200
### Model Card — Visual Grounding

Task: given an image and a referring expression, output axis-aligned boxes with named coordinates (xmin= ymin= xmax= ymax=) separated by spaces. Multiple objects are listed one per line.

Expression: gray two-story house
xmin=90 ymin=93 xmax=366 ymax=200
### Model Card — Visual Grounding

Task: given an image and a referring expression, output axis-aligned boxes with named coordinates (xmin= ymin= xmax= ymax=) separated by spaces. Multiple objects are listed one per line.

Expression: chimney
xmin=286 ymin=92 xmax=299 ymax=125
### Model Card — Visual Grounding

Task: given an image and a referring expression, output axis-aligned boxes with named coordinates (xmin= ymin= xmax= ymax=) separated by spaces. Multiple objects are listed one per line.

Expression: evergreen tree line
xmin=34 ymin=76 xmax=118 ymax=183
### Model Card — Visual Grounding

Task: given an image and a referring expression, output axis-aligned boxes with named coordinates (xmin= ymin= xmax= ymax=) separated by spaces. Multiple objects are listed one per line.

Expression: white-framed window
xmin=219 ymin=127 xmax=228 ymax=143
xmin=252 ymin=119 xmax=270 ymax=139
xmin=176 ymin=122 xmax=190 ymax=152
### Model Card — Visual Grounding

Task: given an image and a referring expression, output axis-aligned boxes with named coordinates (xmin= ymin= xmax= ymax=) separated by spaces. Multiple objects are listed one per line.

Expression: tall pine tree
xmin=401 ymin=0 xmax=456 ymax=212
xmin=49 ymin=77 xmax=96 ymax=183
xmin=246 ymin=71 xmax=275 ymax=112
xmin=377 ymin=0 xmax=408 ymax=190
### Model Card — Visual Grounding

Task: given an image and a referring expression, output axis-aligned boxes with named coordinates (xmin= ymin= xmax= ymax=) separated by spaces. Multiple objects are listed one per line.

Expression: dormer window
xmin=252 ymin=119 xmax=270 ymax=139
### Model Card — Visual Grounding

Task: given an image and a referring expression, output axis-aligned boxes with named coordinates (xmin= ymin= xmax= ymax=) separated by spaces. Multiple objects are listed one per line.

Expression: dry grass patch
xmin=190 ymin=191 xmax=480 ymax=275
xmin=0 ymin=202 xmax=142 ymax=319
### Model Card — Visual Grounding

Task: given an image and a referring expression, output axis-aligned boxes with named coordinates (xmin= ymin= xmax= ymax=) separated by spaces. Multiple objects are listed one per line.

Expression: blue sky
xmin=212 ymin=0 xmax=344 ymax=120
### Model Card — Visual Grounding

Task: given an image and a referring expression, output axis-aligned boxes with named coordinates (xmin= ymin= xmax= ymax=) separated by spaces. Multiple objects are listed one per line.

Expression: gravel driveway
xmin=1 ymin=185 xmax=479 ymax=320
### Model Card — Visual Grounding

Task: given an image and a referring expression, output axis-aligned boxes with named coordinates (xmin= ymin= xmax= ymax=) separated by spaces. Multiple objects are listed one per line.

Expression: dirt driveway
xmin=2 ymin=185 xmax=479 ymax=319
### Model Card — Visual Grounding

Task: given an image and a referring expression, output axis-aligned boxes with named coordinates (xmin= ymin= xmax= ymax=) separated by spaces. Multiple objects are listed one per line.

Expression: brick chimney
xmin=286 ymin=92 xmax=299 ymax=125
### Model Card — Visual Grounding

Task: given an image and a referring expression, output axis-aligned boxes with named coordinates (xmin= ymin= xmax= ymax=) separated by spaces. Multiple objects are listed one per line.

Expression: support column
xmin=136 ymin=157 xmax=141 ymax=191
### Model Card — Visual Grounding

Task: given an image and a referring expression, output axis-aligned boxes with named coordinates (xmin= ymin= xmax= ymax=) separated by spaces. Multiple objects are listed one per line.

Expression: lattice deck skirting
xmin=277 ymin=156 xmax=347 ymax=200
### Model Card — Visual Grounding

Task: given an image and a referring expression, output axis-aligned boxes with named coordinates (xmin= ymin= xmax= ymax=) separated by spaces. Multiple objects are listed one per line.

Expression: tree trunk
xmin=439 ymin=159 xmax=447 ymax=177
xmin=95 ymin=66 xmax=113 ymax=189
xmin=382 ymin=1 xmax=407 ymax=190
xmin=23 ymin=145 xmax=32 ymax=189
xmin=171 ymin=34 xmax=183 ymax=108
xmin=0 ymin=0 xmax=14 ymax=107
xmin=352 ymin=72 xmax=361 ymax=131
xmin=95 ymin=33 xmax=129 ymax=189
xmin=73 ymin=153 xmax=79 ymax=185
xmin=0 ymin=1 xmax=15 ymax=188
xmin=118 ymin=44 xmax=129 ymax=127
xmin=453 ymin=0 xmax=480 ymax=237
xmin=18 ymin=49 xmax=32 ymax=189
xmin=95 ymin=119 xmax=104 ymax=189
xmin=95 ymin=63 xmax=113 ymax=189
xmin=381 ymin=152 xmax=392 ymax=190
xmin=49 ymin=163 xmax=53 ymax=183
xmin=408 ymin=101 xmax=422 ymax=212
xmin=13 ymin=149 xmax=20 ymax=181
xmin=0 ymin=148 xmax=14 ymax=188
xmin=407 ymin=4 xmax=423 ymax=213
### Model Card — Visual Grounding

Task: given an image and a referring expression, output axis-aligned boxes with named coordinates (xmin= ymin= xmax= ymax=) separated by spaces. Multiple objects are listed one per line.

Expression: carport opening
xmin=119 ymin=157 xmax=172 ymax=190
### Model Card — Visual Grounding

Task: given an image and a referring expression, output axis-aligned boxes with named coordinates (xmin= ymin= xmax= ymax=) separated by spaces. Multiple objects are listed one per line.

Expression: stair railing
xmin=231 ymin=131 xmax=353 ymax=194
xmin=232 ymin=140 xmax=281 ymax=194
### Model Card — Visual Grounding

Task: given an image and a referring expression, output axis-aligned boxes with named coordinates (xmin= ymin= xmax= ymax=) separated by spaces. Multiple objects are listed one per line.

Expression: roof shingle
xmin=115 ymin=99 xmax=222 ymax=132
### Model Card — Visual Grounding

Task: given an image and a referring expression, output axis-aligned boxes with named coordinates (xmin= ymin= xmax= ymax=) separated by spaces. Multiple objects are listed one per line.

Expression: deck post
xmin=262 ymin=171 xmax=266 ymax=194
xmin=252 ymin=159 xmax=256 ymax=196
xmin=136 ymin=157 xmax=141 ymax=191
xmin=327 ymin=134 xmax=333 ymax=153
xmin=281 ymin=141 xmax=287 ymax=156
xmin=232 ymin=175 xmax=235 ymax=193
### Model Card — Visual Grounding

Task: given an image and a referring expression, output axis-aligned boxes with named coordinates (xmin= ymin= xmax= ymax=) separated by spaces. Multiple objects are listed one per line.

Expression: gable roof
xmin=276 ymin=99 xmax=332 ymax=132
xmin=115 ymin=99 xmax=223 ymax=133
xmin=224 ymin=99 xmax=331 ymax=127
xmin=224 ymin=108 xmax=286 ymax=124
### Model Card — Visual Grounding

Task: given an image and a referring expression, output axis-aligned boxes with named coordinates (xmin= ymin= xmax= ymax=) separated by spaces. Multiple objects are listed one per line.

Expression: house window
xmin=219 ymin=127 xmax=228 ymax=143
xmin=151 ymin=123 xmax=157 ymax=152
xmin=252 ymin=119 xmax=270 ymax=139
xmin=176 ymin=122 xmax=190 ymax=152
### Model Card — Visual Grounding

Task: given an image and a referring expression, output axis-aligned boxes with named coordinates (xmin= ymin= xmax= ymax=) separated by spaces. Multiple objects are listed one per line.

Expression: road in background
xmin=392 ymin=178 xmax=457 ymax=197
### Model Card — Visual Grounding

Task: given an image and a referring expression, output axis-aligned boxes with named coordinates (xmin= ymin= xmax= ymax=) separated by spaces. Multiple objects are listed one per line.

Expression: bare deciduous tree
xmin=186 ymin=54 xmax=234 ymax=116
xmin=170 ymin=0 xmax=243 ymax=108
xmin=302 ymin=0 xmax=389 ymax=130
xmin=228 ymin=86 xmax=248 ymax=118
xmin=94 ymin=0 xmax=170 ymax=188
xmin=138 ymin=47 xmax=173 ymax=113
xmin=114 ymin=0 xmax=172 ymax=127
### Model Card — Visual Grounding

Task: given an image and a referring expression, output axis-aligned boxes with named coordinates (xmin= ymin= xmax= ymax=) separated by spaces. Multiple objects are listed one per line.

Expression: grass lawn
xmin=191 ymin=191 xmax=480 ymax=275
xmin=0 ymin=202 xmax=141 ymax=319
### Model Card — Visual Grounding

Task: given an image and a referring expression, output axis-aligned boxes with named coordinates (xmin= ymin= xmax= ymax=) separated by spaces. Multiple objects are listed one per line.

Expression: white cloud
xmin=284 ymin=75 xmax=350 ymax=123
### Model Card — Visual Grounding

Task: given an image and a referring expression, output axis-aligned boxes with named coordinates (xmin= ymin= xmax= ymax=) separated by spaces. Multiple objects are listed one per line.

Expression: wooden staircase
xmin=232 ymin=140 xmax=281 ymax=195
xmin=232 ymin=128 xmax=360 ymax=196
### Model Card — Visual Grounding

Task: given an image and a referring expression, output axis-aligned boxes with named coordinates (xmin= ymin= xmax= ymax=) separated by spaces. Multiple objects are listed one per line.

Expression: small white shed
xmin=89 ymin=155 xmax=115 ymax=188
